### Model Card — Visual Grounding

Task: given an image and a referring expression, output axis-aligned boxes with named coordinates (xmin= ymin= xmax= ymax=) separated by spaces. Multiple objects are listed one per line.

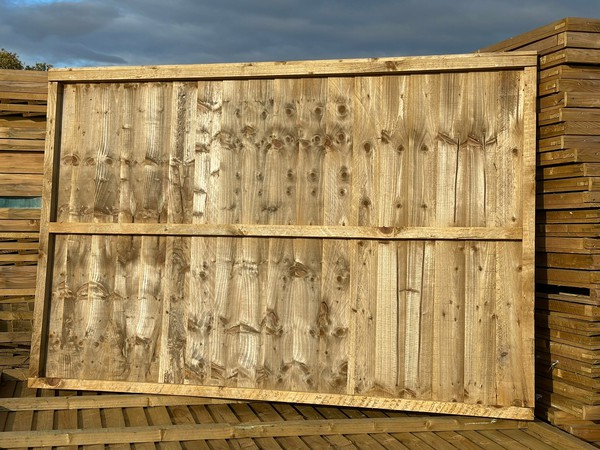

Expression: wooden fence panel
xmin=30 ymin=53 xmax=538 ymax=419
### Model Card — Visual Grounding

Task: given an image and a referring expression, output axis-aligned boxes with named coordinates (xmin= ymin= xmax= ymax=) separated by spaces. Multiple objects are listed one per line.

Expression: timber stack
xmin=482 ymin=17 xmax=600 ymax=445
xmin=0 ymin=69 xmax=46 ymax=370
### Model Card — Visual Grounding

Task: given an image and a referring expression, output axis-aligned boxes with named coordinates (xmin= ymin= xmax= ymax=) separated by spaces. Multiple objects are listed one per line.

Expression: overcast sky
xmin=0 ymin=0 xmax=597 ymax=68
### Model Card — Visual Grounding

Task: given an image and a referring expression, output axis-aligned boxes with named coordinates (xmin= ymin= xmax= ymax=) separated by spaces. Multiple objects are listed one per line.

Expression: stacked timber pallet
xmin=0 ymin=69 xmax=46 ymax=370
xmin=482 ymin=17 xmax=600 ymax=445
xmin=0 ymin=369 xmax=594 ymax=449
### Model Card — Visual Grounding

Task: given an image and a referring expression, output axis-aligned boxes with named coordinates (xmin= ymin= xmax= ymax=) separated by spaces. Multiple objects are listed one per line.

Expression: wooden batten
xmin=48 ymin=52 xmax=538 ymax=82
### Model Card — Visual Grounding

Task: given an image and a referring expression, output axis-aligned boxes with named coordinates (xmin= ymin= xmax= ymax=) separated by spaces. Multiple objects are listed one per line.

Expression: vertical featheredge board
xmin=30 ymin=52 xmax=538 ymax=419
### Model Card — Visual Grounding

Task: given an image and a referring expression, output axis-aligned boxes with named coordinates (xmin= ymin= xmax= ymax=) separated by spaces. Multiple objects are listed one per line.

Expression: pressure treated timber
xmin=480 ymin=18 xmax=600 ymax=53
xmin=30 ymin=53 xmax=537 ymax=420
xmin=48 ymin=52 xmax=537 ymax=82
xmin=0 ymin=70 xmax=46 ymax=371
xmin=538 ymin=150 xmax=600 ymax=166
xmin=540 ymin=65 xmax=600 ymax=82
xmin=47 ymin=222 xmax=524 ymax=240
xmin=538 ymin=107 xmax=600 ymax=126
xmin=539 ymin=136 xmax=600 ymax=153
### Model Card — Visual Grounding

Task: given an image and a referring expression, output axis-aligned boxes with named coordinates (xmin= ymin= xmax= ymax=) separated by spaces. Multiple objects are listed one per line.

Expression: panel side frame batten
xmin=29 ymin=81 xmax=63 ymax=378
xmin=520 ymin=65 xmax=538 ymax=406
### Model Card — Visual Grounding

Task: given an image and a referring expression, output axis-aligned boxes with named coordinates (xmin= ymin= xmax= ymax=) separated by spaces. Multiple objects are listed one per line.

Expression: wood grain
xmin=33 ymin=55 xmax=536 ymax=418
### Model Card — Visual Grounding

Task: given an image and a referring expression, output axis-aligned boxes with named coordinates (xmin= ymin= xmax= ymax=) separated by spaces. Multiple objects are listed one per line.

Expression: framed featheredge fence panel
xmin=30 ymin=52 xmax=538 ymax=419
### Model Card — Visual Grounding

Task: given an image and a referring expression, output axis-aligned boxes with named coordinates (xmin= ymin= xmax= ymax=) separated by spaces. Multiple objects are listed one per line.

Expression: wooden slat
xmin=0 ymin=266 xmax=37 ymax=289
xmin=479 ymin=18 xmax=600 ymax=52
xmin=46 ymin=222 xmax=523 ymax=240
xmin=537 ymin=177 xmax=600 ymax=193
xmin=537 ymin=252 xmax=600 ymax=270
xmin=0 ymin=173 xmax=42 ymax=196
xmin=0 ymin=91 xmax=47 ymax=102
xmin=0 ymin=70 xmax=48 ymax=83
xmin=0 ymin=394 xmax=237 ymax=411
xmin=0 ymin=209 xmax=40 ymax=220
xmin=536 ymin=236 xmax=600 ymax=255
xmin=540 ymin=122 xmax=600 ymax=139
xmin=48 ymin=52 xmax=538 ymax=82
xmin=0 ymin=221 xmax=39 ymax=233
xmin=29 ymin=81 xmax=60 ymax=379
xmin=540 ymin=65 xmax=600 ymax=82
xmin=539 ymin=92 xmax=600 ymax=109
xmin=538 ymin=163 xmax=600 ymax=180
xmin=538 ymin=107 xmax=600 ymax=126
xmin=539 ymin=79 xmax=600 ymax=96
xmin=537 ymin=294 xmax=600 ymax=316
xmin=0 ymin=104 xmax=46 ymax=114
xmin=538 ymin=149 xmax=600 ymax=166
xmin=0 ymin=416 xmax=526 ymax=447
xmin=539 ymin=209 xmax=600 ymax=224
xmin=0 ymin=332 xmax=31 ymax=344
xmin=29 ymin=376 xmax=534 ymax=419
xmin=527 ymin=418 xmax=599 ymax=449
xmin=536 ymin=267 xmax=599 ymax=288
xmin=539 ymin=136 xmax=600 ymax=153
xmin=537 ymin=191 xmax=600 ymax=209
xmin=537 ymin=224 xmax=600 ymax=237
xmin=540 ymin=48 xmax=600 ymax=69
xmin=0 ymin=153 xmax=44 ymax=174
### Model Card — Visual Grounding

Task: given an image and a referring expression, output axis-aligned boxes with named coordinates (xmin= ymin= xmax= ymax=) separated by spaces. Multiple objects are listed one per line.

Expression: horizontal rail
xmin=49 ymin=52 xmax=538 ymax=82
xmin=47 ymin=222 xmax=523 ymax=241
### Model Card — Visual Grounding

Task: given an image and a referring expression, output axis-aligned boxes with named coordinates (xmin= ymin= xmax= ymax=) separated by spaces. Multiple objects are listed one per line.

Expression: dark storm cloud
xmin=0 ymin=0 xmax=597 ymax=67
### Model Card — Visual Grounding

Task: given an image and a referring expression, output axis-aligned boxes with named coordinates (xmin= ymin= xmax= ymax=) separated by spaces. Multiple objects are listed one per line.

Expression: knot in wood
xmin=288 ymin=262 xmax=310 ymax=278
xmin=378 ymin=226 xmax=395 ymax=235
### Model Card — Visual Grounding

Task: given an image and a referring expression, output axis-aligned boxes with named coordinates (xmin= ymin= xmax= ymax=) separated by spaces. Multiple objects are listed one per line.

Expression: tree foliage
xmin=0 ymin=48 xmax=23 ymax=70
xmin=0 ymin=48 xmax=52 ymax=71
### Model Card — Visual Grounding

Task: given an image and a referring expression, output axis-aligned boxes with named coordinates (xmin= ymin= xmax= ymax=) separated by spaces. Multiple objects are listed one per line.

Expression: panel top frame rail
xmin=48 ymin=52 xmax=538 ymax=83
